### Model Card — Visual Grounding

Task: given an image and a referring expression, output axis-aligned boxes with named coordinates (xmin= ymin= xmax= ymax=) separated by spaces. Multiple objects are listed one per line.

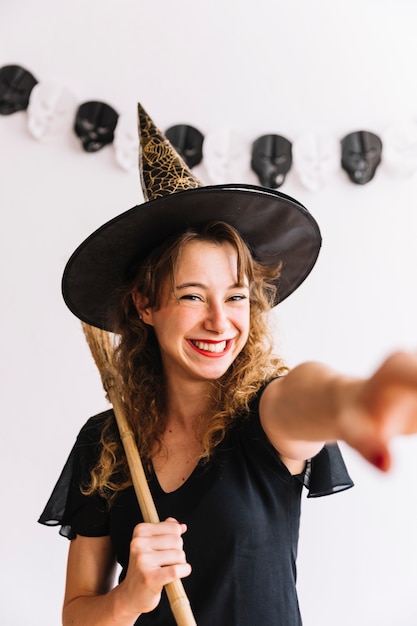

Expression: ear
xmin=132 ymin=290 xmax=154 ymax=326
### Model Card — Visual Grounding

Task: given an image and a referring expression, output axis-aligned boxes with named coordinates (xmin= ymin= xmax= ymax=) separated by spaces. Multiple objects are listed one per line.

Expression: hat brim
xmin=62 ymin=184 xmax=321 ymax=331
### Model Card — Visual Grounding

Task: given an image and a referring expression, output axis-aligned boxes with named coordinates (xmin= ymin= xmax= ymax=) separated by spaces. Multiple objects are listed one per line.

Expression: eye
xmin=228 ymin=293 xmax=248 ymax=302
xmin=179 ymin=294 xmax=203 ymax=302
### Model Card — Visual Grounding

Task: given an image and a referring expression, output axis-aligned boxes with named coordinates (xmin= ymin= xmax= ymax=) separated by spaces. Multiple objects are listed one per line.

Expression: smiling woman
xmin=37 ymin=103 xmax=417 ymax=626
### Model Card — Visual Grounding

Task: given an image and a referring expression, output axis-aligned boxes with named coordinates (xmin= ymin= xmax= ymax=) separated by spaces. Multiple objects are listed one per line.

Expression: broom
xmin=81 ymin=321 xmax=197 ymax=626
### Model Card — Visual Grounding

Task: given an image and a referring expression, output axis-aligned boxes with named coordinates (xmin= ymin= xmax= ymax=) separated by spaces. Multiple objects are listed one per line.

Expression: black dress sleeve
xmin=38 ymin=410 xmax=115 ymax=539
xmin=304 ymin=443 xmax=354 ymax=497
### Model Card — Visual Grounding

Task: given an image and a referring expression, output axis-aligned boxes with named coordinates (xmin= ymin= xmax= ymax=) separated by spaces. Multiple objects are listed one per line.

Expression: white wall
xmin=1 ymin=1 xmax=417 ymax=624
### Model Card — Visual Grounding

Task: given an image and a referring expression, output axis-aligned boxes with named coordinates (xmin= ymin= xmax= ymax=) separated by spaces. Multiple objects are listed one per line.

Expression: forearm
xmin=260 ymin=361 xmax=361 ymax=461
xmin=63 ymin=583 xmax=141 ymax=626
xmin=273 ymin=361 xmax=360 ymax=442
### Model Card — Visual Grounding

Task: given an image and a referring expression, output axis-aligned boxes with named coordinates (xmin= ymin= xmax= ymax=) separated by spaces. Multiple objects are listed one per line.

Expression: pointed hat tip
xmin=137 ymin=102 xmax=203 ymax=201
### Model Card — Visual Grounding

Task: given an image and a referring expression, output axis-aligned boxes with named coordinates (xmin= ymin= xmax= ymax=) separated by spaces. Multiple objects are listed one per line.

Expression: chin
xmin=192 ymin=364 xmax=231 ymax=382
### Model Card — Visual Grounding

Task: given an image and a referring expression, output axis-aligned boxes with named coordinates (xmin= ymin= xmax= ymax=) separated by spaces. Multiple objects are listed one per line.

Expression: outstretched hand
xmin=338 ymin=351 xmax=417 ymax=471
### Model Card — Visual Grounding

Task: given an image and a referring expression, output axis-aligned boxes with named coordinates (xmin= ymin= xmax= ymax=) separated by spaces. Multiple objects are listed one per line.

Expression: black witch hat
xmin=62 ymin=103 xmax=321 ymax=331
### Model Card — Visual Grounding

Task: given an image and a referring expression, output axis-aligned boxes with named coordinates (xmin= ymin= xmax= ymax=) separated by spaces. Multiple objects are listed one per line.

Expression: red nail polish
xmin=372 ymin=452 xmax=386 ymax=471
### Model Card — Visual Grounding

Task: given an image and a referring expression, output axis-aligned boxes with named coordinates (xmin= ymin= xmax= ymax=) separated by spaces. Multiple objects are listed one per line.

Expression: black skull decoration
xmin=74 ymin=101 xmax=119 ymax=152
xmin=165 ymin=124 xmax=204 ymax=168
xmin=341 ymin=130 xmax=383 ymax=184
xmin=251 ymin=134 xmax=293 ymax=188
xmin=0 ymin=64 xmax=38 ymax=115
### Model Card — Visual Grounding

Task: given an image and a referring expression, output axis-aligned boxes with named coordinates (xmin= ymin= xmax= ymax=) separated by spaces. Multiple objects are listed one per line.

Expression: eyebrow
xmin=176 ymin=281 xmax=249 ymax=291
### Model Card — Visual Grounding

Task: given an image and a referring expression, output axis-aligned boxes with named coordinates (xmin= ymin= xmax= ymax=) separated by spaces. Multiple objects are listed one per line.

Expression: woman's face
xmin=135 ymin=240 xmax=250 ymax=385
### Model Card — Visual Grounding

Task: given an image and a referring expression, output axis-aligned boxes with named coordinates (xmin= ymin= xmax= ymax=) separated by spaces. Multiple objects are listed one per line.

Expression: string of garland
xmin=2 ymin=63 xmax=417 ymax=191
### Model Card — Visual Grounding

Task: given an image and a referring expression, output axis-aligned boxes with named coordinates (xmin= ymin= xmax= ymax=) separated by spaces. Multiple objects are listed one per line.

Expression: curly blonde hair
xmin=85 ymin=221 xmax=288 ymax=498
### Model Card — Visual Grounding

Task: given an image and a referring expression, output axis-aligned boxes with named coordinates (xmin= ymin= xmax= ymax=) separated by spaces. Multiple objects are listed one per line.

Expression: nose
xmin=204 ymin=301 xmax=229 ymax=334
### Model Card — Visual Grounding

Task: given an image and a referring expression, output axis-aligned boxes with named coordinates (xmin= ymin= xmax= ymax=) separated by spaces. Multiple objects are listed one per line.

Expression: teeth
xmin=193 ymin=340 xmax=227 ymax=353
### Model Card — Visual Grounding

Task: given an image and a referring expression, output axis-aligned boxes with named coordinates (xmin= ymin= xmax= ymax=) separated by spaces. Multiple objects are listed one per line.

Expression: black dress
xmin=39 ymin=389 xmax=354 ymax=625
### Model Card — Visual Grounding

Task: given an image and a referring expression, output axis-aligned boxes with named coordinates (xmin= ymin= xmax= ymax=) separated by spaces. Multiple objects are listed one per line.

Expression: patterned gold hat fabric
xmin=138 ymin=103 xmax=202 ymax=200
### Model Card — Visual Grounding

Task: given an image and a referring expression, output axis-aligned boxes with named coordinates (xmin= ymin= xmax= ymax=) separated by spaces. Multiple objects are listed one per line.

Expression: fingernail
xmin=372 ymin=452 xmax=387 ymax=471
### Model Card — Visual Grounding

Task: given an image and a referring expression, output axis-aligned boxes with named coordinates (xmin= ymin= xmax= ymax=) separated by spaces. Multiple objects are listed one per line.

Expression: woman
xmin=39 ymin=104 xmax=417 ymax=625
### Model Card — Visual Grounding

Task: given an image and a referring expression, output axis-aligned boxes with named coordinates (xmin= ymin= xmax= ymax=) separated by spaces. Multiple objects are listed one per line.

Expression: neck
xmin=164 ymin=378 xmax=213 ymax=428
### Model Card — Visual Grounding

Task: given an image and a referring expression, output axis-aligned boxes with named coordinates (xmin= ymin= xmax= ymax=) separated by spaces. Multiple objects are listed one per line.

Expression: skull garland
xmin=0 ymin=64 xmax=38 ymax=115
xmin=74 ymin=101 xmax=119 ymax=152
xmin=292 ymin=132 xmax=340 ymax=192
xmin=0 ymin=70 xmax=391 ymax=189
xmin=28 ymin=83 xmax=77 ymax=141
xmin=381 ymin=121 xmax=417 ymax=179
xmin=114 ymin=110 xmax=140 ymax=172
xmin=341 ymin=130 xmax=383 ymax=184
xmin=251 ymin=134 xmax=292 ymax=188
xmin=203 ymin=128 xmax=250 ymax=184
xmin=165 ymin=124 xmax=204 ymax=168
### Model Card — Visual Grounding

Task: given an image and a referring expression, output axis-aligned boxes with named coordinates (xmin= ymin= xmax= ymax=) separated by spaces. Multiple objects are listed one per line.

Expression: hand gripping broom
xmin=81 ymin=322 xmax=197 ymax=626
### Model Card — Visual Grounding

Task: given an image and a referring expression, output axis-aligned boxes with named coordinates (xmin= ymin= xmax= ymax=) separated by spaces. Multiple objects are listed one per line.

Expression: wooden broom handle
xmin=108 ymin=389 xmax=198 ymax=626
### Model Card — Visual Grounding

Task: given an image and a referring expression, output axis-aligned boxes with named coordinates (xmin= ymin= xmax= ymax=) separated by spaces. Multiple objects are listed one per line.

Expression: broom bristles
xmin=81 ymin=322 xmax=117 ymax=393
